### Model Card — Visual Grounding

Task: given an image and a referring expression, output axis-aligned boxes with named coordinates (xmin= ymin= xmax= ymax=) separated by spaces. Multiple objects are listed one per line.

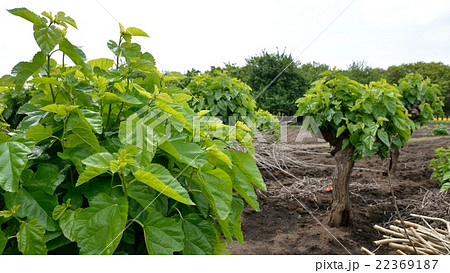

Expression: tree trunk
xmin=328 ymin=143 xmax=355 ymax=227
xmin=388 ymin=148 xmax=400 ymax=176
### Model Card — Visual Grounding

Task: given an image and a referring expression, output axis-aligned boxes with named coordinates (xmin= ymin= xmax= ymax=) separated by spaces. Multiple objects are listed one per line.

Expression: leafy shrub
xmin=254 ymin=109 xmax=280 ymax=143
xmin=432 ymin=124 xmax=449 ymax=136
xmin=0 ymin=8 xmax=265 ymax=255
xmin=430 ymin=147 xmax=450 ymax=192
xmin=295 ymin=72 xmax=414 ymax=226
xmin=187 ymin=71 xmax=256 ymax=126
xmin=242 ymin=50 xmax=308 ymax=116
xmin=397 ymin=73 xmax=444 ymax=125
xmin=296 ymin=72 xmax=414 ymax=160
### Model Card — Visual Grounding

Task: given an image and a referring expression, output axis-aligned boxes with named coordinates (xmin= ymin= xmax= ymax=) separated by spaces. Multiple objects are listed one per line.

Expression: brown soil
xmin=228 ymin=128 xmax=450 ymax=255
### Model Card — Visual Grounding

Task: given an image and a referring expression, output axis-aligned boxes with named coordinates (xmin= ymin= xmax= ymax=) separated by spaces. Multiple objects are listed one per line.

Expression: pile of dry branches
xmin=362 ymin=214 xmax=450 ymax=255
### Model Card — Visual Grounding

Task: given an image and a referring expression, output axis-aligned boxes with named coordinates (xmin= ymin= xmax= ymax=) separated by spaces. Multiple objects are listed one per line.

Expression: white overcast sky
xmin=1 ymin=0 xmax=449 ymax=75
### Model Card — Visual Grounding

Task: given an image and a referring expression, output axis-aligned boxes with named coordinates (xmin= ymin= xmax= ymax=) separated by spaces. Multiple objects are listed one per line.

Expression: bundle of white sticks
xmin=362 ymin=214 xmax=450 ymax=255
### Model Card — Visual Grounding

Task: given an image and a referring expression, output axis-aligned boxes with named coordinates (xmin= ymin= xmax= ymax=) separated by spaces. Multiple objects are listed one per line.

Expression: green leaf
xmin=377 ymin=129 xmax=390 ymax=147
xmin=0 ymin=132 xmax=10 ymax=144
xmin=28 ymin=77 xmax=62 ymax=85
xmin=393 ymin=117 xmax=411 ymax=140
xmin=57 ymin=147 xmax=92 ymax=173
xmin=107 ymin=40 xmax=120 ymax=56
xmin=87 ymin=58 xmax=114 ymax=71
xmin=440 ymin=182 xmax=450 ymax=193
xmin=80 ymin=109 xmax=103 ymax=134
xmin=59 ymin=208 xmax=81 ymax=241
xmin=44 ymin=230 xmax=62 ymax=243
xmin=173 ymin=93 xmax=192 ymax=103
xmin=128 ymin=182 xmax=168 ymax=215
xmin=52 ymin=203 xmax=68 ymax=221
xmin=8 ymin=8 xmax=46 ymax=25
xmin=12 ymin=51 xmax=46 ymax=89
xmin=362 ymin=122 xmax=378 ymax=150
xmin=160 ymin=140 xmax=208 ymax=168
xmin=156 ymin=93 xmax=174 ymax=104
xmin=12 ymin=136 xmax=35 ymax=151
xmin=179 ymin=214 xmax=216 ymax=255
xmin=134 ymin=145 xmax=156 ymax=168
xmin=361 ymin=134 xmax=375 ymax=151
xmin=46 ymin=234 xmax=71 ymax=251
xmin=206 ymin=145 xmax=232 ymax=166
xmin=442 ymin=172 xmax=450 ymax=182
xmin=25 ymin=124 xmax=52 ymax=143
xmin=133 ymin=83 xmax=152 ymax=99
xmin=342 ymin=138 xmax=350 ymax=149
xmin=0 ymin=209 xmax=13 ymax=218
xmin=59 ymin=38 xmax=90 ymax=75
xmin=120 ymin=42 xmax=141 ymax=58
xmin=372 ymin=103 xmax=388 ymax=118
xmin=189 ymin=187 xmax=210 ymax=218
xmin=74 ymin=193 xmax=128 ymax=254
xmin=22 ymin=163 xmax=65 ymax=195
xmin=393 ymin=116 xmax=407 ymax=131
xmin=130 ymin=59 xmax=156 ymax=73
xmin=332 ymin=111 xmax=343 ymax=125
xmin=229 ymin=196 xmax=244 ymax=243
xmin=156 ymin=101 xmax=189 ymax=126
xmin=362 ymin=100 xmax=373 ymax=113
xmin=0 ymin=230 xmax=7 ymax=255
xmin=143 ymin=210 xmax=184 ymax=254
xmin=5 ymin=188 xmax=58 ymax=231
xmin=40 ymin=104 xmax=79 ymax=116
xmin=118 ymin=116 xmax=159 ymax=164
xmin=66 ymin=112 xmax=102 ymax=152
xmin=82 ymin=152 xmax=114 ymax=169
xmin=125 ymin=27 xmax=149 ymax=37
xmin=198 ymin=168 xmax=232 ymax=221
xmin=41 ymin=11 xmax=53 ymax=21
xmin=101 ymin=92 xmax=140 ymax=105
xmin=236 ymin=128 xmax=255 ymax=155
xmin=229 ymin=150 xmax=266 ymax=191
xmin=347 ymin=123 xmax=359 ymax=134
xmin=336 ymin=125 xmax=346 ymax=137
xmin=231 ymin=167 xmax=260 ymax=211
xmin=133 ymin=165 xmax=194 ymax=205
xmin=33 ymin=24 xmax=63 ymax=54
xmin=55 ymin=11 xmax=77 ymax=29
xmin=17 ymin=219 xmax=47 ymax=255
xmin=383 ymin=96 xmax=397 ymax=115
xmin=76 ymin=166 xmax=108 ymax=187
xmin=0 ymin=141 xmax=32 ymax=192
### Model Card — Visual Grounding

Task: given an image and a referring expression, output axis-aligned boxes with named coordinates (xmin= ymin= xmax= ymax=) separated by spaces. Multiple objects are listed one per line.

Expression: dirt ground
xmin=228 ymin=124 xmax=450 ymax=255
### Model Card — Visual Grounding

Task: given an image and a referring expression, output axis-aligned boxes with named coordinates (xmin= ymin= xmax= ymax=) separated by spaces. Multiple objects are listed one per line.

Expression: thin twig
xmin=361 ymin=247 xmax=375 ymax=255
xmin=385 ymin=136 xmax=419 ymax=255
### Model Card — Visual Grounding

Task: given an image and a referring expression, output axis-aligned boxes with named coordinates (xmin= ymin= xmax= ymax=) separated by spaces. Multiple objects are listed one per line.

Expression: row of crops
xmin=0 ymin=8 xmax=449 ymax=254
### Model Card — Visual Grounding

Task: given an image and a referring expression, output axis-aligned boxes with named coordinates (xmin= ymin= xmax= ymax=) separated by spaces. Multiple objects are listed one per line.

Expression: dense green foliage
xmin=174 ymin=57 xmax=450 ymax=117
xmin=242 ymin=50 xmax=308 ymax=116
xmin=298 ymin=62 xmax=331 ymax=88
xmin=254 ymin=109 xmax=280 ymax=143
xmin=432 ymin=125 xmax=449 ymax=136
xmin=386 ymin=62 xmax=450 ymax=114
xmin=164 ymin=68 xmax=200 ymax=90
xmin=187 ymin=71 xmax=256 ymax=126
xmin=0 ymin=8 xmax=265 ymax=255
xmin=341 ymin=61 xmax=386 ymax=85
xmin=396 ymin=73 xmax=443 ymax=126
xmin=295 ymin=72 xmax=414 ymax=160
xmin=430 ymin=147 xmax=450 ymax=192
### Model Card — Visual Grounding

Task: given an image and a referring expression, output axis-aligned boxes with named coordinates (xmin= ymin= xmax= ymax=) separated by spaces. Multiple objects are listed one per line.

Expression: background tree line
xmin=168 ymin=51 xmax=450 ymax=116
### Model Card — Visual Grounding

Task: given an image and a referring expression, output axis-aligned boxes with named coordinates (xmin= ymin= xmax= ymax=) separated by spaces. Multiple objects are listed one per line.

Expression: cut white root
xmin=363 ymin=214 xmax=450 ymax=255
